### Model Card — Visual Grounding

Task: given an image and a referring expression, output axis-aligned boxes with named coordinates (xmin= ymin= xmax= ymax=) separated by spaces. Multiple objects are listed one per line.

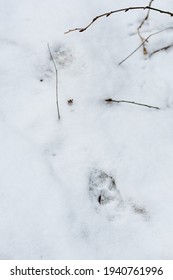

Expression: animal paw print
xmin=89 ymin=169 xmax=123 ymax=206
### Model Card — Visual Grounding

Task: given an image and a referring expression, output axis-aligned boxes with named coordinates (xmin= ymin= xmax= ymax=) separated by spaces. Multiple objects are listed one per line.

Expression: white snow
xmin=0 ymin=0 xmax=173 ymax=259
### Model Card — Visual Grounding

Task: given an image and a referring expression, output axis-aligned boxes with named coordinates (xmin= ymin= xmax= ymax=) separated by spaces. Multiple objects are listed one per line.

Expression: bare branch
xmin=47 ymin=44 xmax=61 ymax=120
xmin=65 ymin=6 xmax=173 ymax=34
xmin=118 ymin=27 xmax=173 ymax=65
xmin=105 ymin=98 xmax=160 ymax=110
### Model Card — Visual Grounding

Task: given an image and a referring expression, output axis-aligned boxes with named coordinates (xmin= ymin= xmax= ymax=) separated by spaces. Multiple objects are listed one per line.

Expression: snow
xmin=0 ymin=0 xmax=173 ymax=259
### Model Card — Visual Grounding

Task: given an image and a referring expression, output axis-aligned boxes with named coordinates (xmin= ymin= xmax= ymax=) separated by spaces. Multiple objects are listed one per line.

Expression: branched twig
xmin=137 ymin=0 xmax=154 ymax=55
xmin=105 ymin=98 xmax=160 ymax=110
xmin=47 ymin=43 xmax=61 ymax=120
xmin=118 ymin=27 xmax=173 ymax=65
xmin=149 ymin=43 xmax=173 ymax=57
xmin=65 ymin=6 xmax=173 ymax=34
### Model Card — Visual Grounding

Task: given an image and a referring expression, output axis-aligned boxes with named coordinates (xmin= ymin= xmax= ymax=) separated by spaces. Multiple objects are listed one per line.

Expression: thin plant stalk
xmin=105 ymin=98 xmax=160 ymax=110
xmin=47 ymin=43 xmax=61 ymax=120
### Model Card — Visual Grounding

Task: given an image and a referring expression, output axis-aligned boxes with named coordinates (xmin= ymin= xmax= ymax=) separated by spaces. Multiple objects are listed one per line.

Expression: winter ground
xmin=0 ymin=0 xmax=173 ymax=259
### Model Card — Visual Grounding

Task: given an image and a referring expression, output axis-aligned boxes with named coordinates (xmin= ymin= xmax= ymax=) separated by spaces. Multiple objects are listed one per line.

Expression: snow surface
xmin=0 ymin=0 xmax=173 ymax=259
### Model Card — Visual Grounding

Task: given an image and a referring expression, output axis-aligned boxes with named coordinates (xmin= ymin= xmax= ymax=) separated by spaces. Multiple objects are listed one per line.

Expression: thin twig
xmin=149 ymin=43 xmax=173 ymax=57
xmin=118 ymin=27 xmax=173 ymax=65
xmin=137 ymin=0 xmax=154 ymax=55
xmin=138 ymin=1 xmax=154 ymax=30
xmin=65 ymin=6 xmax=173 ymax=34
xmin=105 ymin=98 xmax=160 ymax=110
xmin=47 ymin=43 xmax=61 ymax=120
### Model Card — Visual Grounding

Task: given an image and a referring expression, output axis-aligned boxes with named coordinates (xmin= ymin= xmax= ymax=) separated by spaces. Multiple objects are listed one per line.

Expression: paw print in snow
xmin=89 ymin=169 xmax=123 ymax=206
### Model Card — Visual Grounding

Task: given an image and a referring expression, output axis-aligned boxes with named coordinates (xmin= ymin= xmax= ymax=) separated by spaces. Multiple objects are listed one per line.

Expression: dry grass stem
xmin=105 ymin=98 xmax=160 ymax=110
xmin=47 ymin=44 xmax=61 ymax=120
